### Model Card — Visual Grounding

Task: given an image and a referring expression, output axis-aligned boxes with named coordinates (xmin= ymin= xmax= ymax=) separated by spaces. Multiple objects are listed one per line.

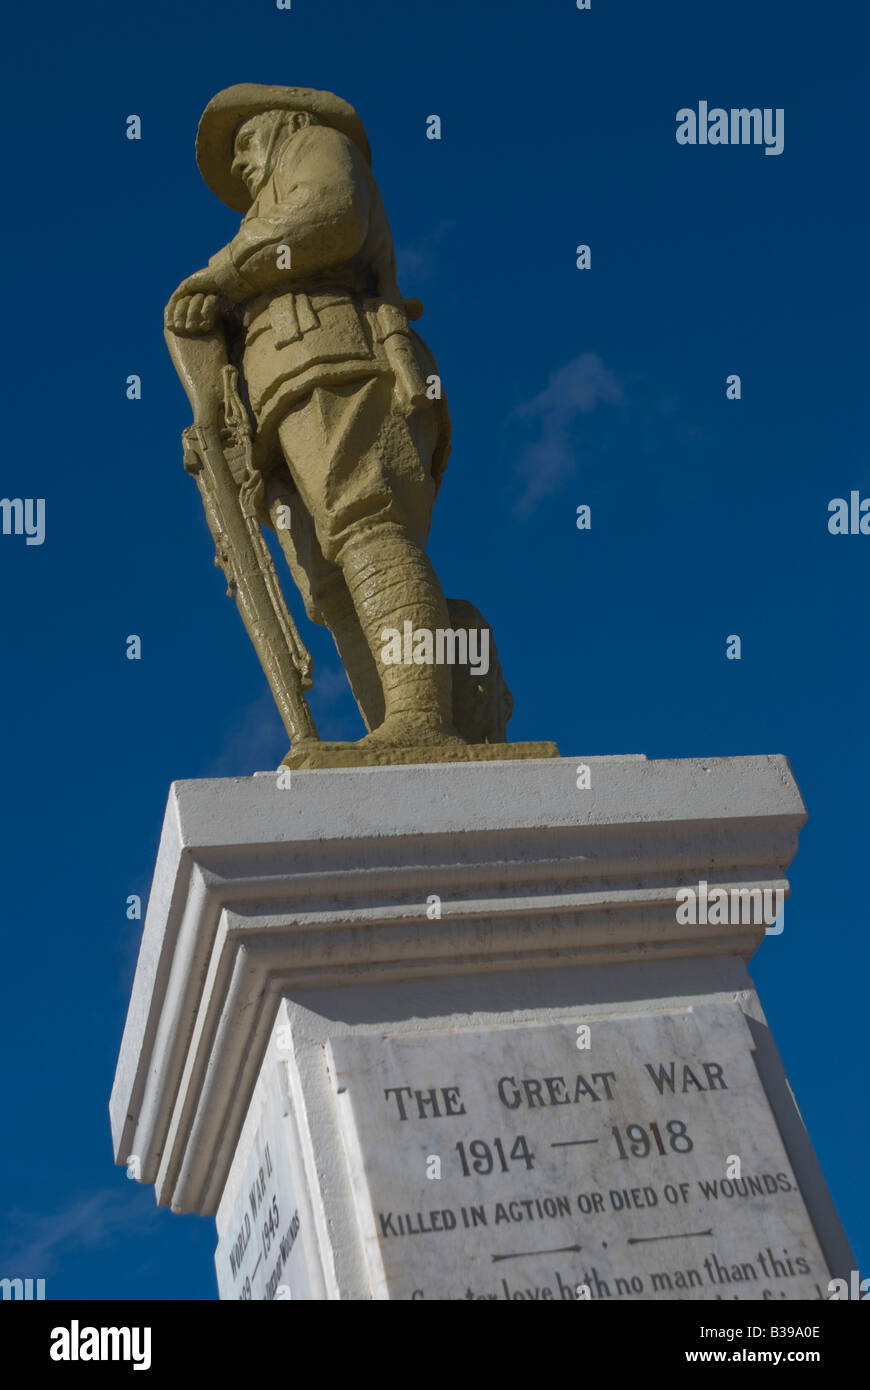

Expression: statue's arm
xmin=211 ymin=128 xmax=370 ymax=301
xmin=166 ymin=128 xmax=370 ymax=334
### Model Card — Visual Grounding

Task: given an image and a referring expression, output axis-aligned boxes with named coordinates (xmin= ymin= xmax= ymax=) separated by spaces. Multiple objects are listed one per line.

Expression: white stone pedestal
xmin=110 ymin=754 xmax=855 ymax=1300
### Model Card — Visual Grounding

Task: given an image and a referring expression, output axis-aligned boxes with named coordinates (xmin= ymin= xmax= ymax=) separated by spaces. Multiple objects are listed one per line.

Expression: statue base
xmin=110 ymin=754 xmax=855 ymax=1299
xmin=281 ymin=739 xmax=561 ymax=770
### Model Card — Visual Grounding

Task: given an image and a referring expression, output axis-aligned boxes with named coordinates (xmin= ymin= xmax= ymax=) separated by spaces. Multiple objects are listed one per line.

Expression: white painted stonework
xmin=215 ymin=1051 xmax=321 ymax=1301
xmin=111 ymin=754 xmax=855 ymax=1298
xmin=327 ymin=1006 xmax=830 ymax=1301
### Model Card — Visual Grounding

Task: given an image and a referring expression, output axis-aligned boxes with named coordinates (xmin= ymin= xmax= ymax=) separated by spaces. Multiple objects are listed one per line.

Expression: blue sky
xmin=1 ymin=0 xmax=867 ymax=1298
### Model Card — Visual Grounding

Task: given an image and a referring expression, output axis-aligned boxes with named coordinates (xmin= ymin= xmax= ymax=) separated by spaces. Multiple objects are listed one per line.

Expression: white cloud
xmin=203 ymin=689 xmax=287 ymax=777
xmin=0 ymin=1189 xmax=156 ymax=1276
xmin=509 ymin=353 xmax=623 ymax=514
xmin=395 ymin=220 xmax=456 ymax=288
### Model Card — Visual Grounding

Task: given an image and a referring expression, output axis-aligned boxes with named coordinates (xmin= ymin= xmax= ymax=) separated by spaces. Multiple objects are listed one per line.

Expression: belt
xmin=243 ymin=282 xmax=366 ymax=328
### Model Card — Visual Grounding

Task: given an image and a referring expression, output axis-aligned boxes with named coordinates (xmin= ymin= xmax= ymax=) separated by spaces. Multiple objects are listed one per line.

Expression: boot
xmin=338 ymin=530 xmax=466 ymax=748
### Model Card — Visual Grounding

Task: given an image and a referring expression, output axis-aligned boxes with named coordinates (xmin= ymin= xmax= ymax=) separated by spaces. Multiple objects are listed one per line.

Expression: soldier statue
xmin=164 ymin=85 xmax=550 ymax=769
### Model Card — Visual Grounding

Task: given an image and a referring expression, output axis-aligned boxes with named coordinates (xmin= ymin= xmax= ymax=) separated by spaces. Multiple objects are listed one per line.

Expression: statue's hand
xmin=238 ymin=470 xmax=271 ymax=528
xmin=165 ymin=271 xmax=222 ymax=335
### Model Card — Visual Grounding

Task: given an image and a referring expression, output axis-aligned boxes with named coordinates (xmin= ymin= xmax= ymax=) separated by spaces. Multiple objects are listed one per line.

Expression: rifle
xmin=164 ymin=326 xmax=319 ymax=751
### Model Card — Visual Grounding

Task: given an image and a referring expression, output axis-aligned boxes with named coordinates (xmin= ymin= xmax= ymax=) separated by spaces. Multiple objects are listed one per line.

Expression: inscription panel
xmin=328 ymin=1003 xmax=831 ymax=1300
xmin=216 ymin=1061 xmax=319 ymax=1301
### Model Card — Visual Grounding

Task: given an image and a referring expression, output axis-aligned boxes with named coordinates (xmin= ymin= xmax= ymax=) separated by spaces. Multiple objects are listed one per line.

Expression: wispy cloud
xmin=201 ymin=661 xmax=363 ymax=775
xmin=395 ymin=220 xmax=457 ymax=288
xmin=0 ymin=1188 xmax=156 ymax=1277
xmin=307 ymin=660 xmax=364 ymax=742
xmin=507 ymin=354 xmax=721 ymax=518
xmin=509 ymin=353 xmax=623 ymax=514
xmin=202 ymin=688 xmax=288 ymax=777
xmin=309 ymin=661 xmax=351 ymax=705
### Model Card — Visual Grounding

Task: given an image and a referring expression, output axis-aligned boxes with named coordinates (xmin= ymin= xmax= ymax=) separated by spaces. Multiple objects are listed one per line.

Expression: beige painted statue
xmin=165 ymin=83 xmax=556 ymax=768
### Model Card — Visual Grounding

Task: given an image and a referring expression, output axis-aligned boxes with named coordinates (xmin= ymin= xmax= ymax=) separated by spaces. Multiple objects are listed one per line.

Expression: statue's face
xmin=231 ymin=114 xmax=281 ymax=197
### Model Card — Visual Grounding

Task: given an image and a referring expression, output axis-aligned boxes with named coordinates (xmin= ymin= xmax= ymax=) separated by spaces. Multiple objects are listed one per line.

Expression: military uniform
xmin=184 ymin=85 xmax=461 ymax=744
xmin=203 ymin=111 xmax=449 ymax=590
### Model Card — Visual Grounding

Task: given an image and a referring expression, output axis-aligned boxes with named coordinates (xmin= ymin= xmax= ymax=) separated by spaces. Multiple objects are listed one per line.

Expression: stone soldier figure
xmin=166 ymin=83 xmax=486 ymax=752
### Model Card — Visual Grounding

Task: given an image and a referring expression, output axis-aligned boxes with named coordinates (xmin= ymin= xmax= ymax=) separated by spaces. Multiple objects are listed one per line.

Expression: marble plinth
xmin=110 ymin=753 xmax=855 ymax=1298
